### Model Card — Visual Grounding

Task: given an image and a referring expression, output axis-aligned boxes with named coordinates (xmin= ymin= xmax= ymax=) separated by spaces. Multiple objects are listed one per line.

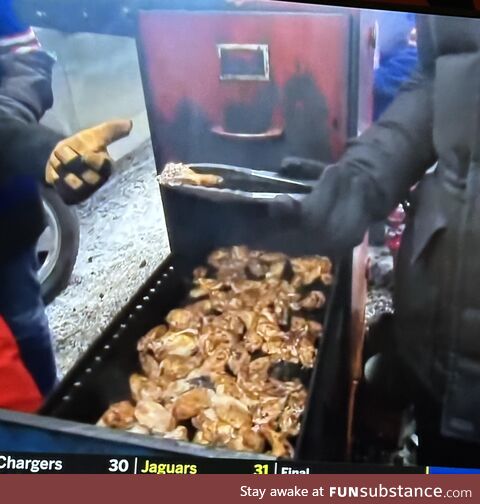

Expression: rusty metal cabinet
xmin=137 ymin=5 xmax=376 ymax=171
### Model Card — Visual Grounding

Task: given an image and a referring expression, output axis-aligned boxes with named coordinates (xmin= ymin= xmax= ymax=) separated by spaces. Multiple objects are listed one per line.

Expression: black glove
xmin=45 ymin=119 xmax=133 ymax=205
xmin=279 ymin=156 xmax=328 ymax=180
xmin=270 ymin=164 xmax=371 ymax=255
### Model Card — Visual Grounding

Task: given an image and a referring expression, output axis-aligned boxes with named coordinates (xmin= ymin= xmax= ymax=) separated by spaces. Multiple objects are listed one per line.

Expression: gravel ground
xmin=46 ymin=143 xmax=394 ymax=377
xmin=46 ymin=140 xmax=170 ymax=376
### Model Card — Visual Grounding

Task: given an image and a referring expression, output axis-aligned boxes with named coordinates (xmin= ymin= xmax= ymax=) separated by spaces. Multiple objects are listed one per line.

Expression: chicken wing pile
xmin=98 ymin=246 xmax=333 ymax=458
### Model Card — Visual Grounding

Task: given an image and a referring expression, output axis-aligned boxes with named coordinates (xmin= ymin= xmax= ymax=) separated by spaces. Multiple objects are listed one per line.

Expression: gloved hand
xmin=45 ymin=119 xmax=133 ymax=205
xmin=270 ymin=164 xmax=371 ymax=255
xmin=279 ymin=156 xmax=328 ymax=180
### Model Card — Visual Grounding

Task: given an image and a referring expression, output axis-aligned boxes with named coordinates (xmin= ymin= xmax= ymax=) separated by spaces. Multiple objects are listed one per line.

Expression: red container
xmin=386 ymin=205 xmax=406 ymax=258
xmin=137 ymin=3 xmax=377 ymax=171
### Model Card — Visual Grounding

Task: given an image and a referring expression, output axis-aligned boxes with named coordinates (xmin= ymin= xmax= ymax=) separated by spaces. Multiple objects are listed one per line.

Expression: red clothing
xmin=0 ymin=315 xmax=42 ymax=412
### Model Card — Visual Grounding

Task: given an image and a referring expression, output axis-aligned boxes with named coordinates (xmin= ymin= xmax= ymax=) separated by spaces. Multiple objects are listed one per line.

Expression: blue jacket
xmin=0 ymin=0 xmax=27 ymax=37
xmin=374 ymin=45 xmax=418 ymax=120
xmin=374 ymin=11 xmax=418 ymax=120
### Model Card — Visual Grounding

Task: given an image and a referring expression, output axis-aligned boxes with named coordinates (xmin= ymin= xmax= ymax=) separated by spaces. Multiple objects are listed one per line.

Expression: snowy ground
xmin=46 ymin=141 xmax=170 ymax=376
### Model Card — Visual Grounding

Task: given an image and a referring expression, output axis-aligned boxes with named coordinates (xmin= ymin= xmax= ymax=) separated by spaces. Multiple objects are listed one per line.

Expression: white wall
xmin=35 ymin=28 xmax=151 ymax=160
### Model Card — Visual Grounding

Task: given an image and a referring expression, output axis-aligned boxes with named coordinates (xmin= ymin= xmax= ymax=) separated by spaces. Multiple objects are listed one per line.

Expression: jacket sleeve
xmin=0 ymin=115 xmax=63 ymax=183
xmin=0 ymin=2 xmax=55 ymax=123
xmin=0 ymin=49 xmax=55 ymax=123
xmin=301 ymin=15 xmax=437 ymax=252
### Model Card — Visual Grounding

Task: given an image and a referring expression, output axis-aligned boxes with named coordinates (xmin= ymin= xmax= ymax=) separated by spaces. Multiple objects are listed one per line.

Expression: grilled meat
xmin=134 ymin=400 xmax=176 ymax=433
xmin=172 ymin=388 xmax=212 ymax=421
xmin=99 ymin=246 xmax=331 ymax=458
xmin=291 ymin=256 xmax=333 ymax=287
xmin=160 ymin=163 xmax=223 ymax=187
xmin=99 ymin=401 xmax=136 ymax=429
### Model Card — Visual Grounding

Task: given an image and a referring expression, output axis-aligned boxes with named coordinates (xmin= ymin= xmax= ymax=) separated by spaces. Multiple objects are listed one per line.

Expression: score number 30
xmin=109 ymin=459 xmax=130 ymax=473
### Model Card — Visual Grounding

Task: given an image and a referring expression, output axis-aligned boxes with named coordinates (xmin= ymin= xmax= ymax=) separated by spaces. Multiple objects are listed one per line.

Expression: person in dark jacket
xmin=0 ymin=1 xmax=132 ymax=398
xmin=0 ymin=115 xmax=131 ymax=398
xmin=272 ymin=14 xmax=480 ymax=467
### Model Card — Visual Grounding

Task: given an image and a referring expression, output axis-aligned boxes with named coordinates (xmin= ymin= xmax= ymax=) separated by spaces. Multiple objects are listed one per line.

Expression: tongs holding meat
xmin=157 ymin=162 xmax=312 ymax=205
xmin=160 ymin=163 xmax=224 ymax=188
xmin=157 ymin=160 xmax=341 ymax=255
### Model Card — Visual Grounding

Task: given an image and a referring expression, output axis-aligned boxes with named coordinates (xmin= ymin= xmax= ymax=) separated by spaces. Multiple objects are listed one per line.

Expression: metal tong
xmin=157 ymin=162 xmax=313 ymax=204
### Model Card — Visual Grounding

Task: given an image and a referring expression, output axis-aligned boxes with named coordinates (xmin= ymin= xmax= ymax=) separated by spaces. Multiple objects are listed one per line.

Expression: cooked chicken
xmin=209 ymin=290 xmax=243 ymax=312
xmin=211 ymin=374 xmax=256 ymax=408
xmin=291 ymin=256 xmax=332 ymax=286
xmin=160 ymin=163 xmax=223 ymax=187
xmin=300 ymin=291 xmax=326 ymax=310
xmin=190 ymin=278 xmax=225 ymax=299
xmin=130 ymin=374 xmax=163 ymax=403
xmin=227 ymin=346 xmax=251 ymax=377
xmin=247 ymin=259 xmax=269 ymax=279
xmin=134 ymin=400 xmax=176 ymax=433
xmin=165 ymin=308 xmax=202 ymax=331
xmin=256 ymin=310 xmax=285 ymax=340
xmin=159 ymin=354 xmax=203 ymax=382
xmin=227 ymin=426 xmax=266 ymax=453
xmin=139 ymin=352 xmax=161 ymax=381
xmin=252 ymin=396 xmax=287 ymax=426
xmin=248 ymin=357 xmax=272 ymax=382
xmin=308 ymin=320 xmax=324 ymax=339
xmin=172 ymin=388 xmax=212 ymax=421
xmin=208 ymin=247 xmax=249 ymax=269
xmin=278 ymin=390 xmax=308 ymax=437
xmin=189 ymin=299 xmax=214 ymax=315
xmin=290 ymin=318 xmax=309 ymax=340
xmin=160 ymin=379 xmax=194 ymax=405
xmin=298 ymin=338 xmax=317 ymax=367
xmin=151 ymin=330 xmax=198 ymax=360
xmin=211 ymin=312 xmax=246 ymax=336
xmin=244 ymin=329 xmax=264 ymax=353
xmin=137 ymin=325 xmax=168 ymax=353
xmin=192 ymin=408 xmax=235 ymax=447
xmin=260 ymin=426 xmax=295 ymax=458
xmin=200 ymin=346 xmax=231 ymax=373
xmin=263 ymin=378 xmax=304 ymax=398
xmin=100 ymin=246 xmax=333 ymax=458
xmin=99 ymin=401 xmax=136 ymax=429
xmin=211 ymin=393 xmax=252 ymax=429
xmin=192 ymin=430 xmax=209 ymax=446
xmin=238 ymin=426 xmax=266 ymax=453
xmin=125 ymin=423 xmax=151 ymax=435
xmin=267 ymin=260 xmax=287 ymax=280
xmin=259 ymin=252 xmax=288 ymax=264
xmin=163 ymin=425 xmax=189 ymax=441
xmin=193 ymin=266 xmax=208 ymax=279
xmin=321 ymin=273 xmax=333 ymax=286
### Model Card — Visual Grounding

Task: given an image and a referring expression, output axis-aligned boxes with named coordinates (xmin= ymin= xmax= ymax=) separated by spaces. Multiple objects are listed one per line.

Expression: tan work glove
xmin=45 ymin=119 xmax=133 ymax=204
